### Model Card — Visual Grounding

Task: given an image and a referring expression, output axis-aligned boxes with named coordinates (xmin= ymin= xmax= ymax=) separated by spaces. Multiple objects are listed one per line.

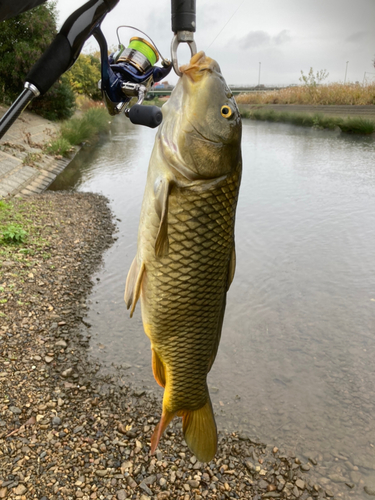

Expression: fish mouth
xmin=180 ymin=51 xmax=217 ymax=82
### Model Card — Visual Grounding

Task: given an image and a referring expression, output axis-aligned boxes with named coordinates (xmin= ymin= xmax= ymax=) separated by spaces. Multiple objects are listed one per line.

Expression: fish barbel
xmin=125 ymin=51 xmax=242 ymax=462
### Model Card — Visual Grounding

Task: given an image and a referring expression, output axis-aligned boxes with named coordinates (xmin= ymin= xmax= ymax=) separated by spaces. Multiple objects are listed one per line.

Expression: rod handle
xmin=128 ymin=105 xmax=163 ymax=128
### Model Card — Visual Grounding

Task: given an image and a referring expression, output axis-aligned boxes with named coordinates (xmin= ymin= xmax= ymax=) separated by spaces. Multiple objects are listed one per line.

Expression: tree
xmin=0 ymin=2 xmax=75 ymax=119
xmin=299 ymin=68 xmax=329 ymax=87
xmin=65 ymin=54 xmax=102 ymax=101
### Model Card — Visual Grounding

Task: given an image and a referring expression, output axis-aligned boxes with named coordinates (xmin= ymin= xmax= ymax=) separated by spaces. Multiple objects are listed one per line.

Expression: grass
xmin=240 ymin=108 xmax=375 ymax=135
xmin=45 ymin=107 xmax=111 ymax=157
xmin=0 ymin=198 xmax=55 ymax=277
xmin=236 ymin=83 xmax=375 ymax=106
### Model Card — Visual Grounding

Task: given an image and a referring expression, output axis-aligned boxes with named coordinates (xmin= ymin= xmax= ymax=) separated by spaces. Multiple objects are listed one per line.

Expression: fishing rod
xmin=0 ymin=0 xmax=197 ymax=139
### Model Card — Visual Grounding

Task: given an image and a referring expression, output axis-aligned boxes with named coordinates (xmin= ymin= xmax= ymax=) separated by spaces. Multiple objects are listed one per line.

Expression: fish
xmin=125 ymin=51 xmax=242 ymax=462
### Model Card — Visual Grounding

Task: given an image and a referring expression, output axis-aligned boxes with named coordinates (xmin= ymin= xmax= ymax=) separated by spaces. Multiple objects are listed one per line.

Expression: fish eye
xmin=221 ymin=105 xmax=233 ymax=118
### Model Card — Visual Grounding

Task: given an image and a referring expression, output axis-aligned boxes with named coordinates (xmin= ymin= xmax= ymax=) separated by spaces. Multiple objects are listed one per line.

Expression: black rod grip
xmin=26 ymin=34 xmax=72 ymax=95
xmin=171 ymin=0 xmax=196 ymax=33
xmin=0 ymin=89 xmax=35 ymax=140
xmin=128 ymin=105 xmax=163 ymax=128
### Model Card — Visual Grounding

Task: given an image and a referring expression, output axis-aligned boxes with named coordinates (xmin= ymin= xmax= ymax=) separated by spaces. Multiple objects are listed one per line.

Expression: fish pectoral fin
xmin=152 ymin=348 xmax=166 ymax=387
xmin=124 ymin=257 xmax=145 ymax=318
xmin=227 ymin=244 xmax=236 ymax=291
xmin=180 ymin=397 xmax=217 ymax=463
xmin=151 ymin=408 xmax=175 ymax=454
xmin=154 ymin=179 xmax=171 ymax=258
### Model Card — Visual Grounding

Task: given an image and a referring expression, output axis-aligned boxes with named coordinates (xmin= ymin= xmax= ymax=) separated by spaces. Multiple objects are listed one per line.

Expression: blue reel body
xmin=93 ymin=26 xmax=172 ymax=117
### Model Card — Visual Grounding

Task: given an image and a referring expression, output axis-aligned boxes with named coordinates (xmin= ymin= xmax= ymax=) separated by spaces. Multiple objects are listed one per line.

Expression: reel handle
xmin=128 ymin=105 xmax=163 ymax=128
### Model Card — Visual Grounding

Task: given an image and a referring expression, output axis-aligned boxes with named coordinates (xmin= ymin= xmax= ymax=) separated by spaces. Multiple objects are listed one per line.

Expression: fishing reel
xmin=93 ymin=26 xmax=172 ymax=128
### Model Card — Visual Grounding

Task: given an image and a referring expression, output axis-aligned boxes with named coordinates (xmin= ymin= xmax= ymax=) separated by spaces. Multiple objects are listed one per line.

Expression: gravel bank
xmin=1 ymin=192 xmax=330 ymax=500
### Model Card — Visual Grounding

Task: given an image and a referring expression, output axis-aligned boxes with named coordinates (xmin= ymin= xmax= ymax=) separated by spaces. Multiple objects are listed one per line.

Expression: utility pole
xmin=344 ymin=61 xmax=349 ymax=84
xmin=258 ymin=62 xmax=261 ymax=87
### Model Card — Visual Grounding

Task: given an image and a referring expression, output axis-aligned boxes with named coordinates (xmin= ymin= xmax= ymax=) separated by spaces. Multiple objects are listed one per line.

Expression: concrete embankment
xmin=0 ymin=105 xmax=78 ymax=198
xmin=238 ymin=103 xmax=375 ymax=119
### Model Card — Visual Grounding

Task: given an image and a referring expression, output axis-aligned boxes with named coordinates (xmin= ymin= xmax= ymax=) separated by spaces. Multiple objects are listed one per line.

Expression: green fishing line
xmin=128 ymin=38 xmax=158 ymax=65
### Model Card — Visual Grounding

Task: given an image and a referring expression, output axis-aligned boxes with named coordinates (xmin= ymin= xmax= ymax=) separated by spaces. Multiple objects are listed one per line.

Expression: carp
xmin=125 ymin=51 xmax=242 ymax=462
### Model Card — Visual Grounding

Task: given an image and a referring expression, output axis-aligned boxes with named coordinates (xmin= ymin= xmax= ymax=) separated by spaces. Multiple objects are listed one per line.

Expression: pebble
xmin=9 ymin=406 xmax=21 ymax=414
xmin=188 ymin=479 xmax=200 ymax=488
xmin=52 ymin=416 xmax=62 ymax=427
xmin=140 ymin=482 xmax=153 ymax=495
xmin=61 ymin=367 xmax=73 ymax=378
xmin=95 ymin=470 xmax=108 ymax=477
xmin=116 ymin=490 xmax=127 ymax=500
xmin=13 ymin=485 xmax=27 ymax=495
xmin=295 ymin=479 xmax=305 ymax=490
xmin=55 ymin=339 xmax=68 ymax=347
xmin=364 ymin=486 xmax=375 ymax=496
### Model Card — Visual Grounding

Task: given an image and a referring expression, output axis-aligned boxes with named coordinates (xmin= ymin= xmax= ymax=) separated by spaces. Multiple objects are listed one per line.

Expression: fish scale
xmin=143 ymin=168 xmax=240 ymax=412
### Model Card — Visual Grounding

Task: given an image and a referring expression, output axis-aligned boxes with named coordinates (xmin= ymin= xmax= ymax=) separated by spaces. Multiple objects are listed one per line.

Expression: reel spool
xmin=117 ymin=37 xmax=159 ymax=73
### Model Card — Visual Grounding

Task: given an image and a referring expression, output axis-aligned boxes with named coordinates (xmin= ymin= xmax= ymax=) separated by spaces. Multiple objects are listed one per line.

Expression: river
xmin=50 ymin=115 xmax=375 ymax=499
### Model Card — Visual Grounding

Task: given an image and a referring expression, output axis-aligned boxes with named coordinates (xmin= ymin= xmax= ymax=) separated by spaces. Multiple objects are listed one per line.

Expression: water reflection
xmin=50 ymin=116 xmax=375 ymax=498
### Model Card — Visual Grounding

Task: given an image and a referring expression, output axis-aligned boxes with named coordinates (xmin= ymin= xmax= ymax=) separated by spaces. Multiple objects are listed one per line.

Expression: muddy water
xmin=50 ymin=116 xmax=375 ymax=498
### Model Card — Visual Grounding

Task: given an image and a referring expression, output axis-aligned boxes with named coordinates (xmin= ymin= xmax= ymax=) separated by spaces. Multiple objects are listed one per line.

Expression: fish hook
xmin=171 ymin=31 xmax=197 ymax=77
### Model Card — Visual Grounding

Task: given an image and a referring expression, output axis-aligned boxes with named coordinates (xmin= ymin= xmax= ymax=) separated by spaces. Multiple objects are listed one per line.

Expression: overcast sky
xmin=55 ymin=0 xmax=375 ymax=86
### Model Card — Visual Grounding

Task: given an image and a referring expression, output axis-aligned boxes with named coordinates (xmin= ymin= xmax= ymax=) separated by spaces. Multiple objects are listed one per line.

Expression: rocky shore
xmin=1 ymin=192 xmax=332 ymax=500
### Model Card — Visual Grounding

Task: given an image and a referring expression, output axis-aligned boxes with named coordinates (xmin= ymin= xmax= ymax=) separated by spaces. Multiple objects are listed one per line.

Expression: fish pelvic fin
xmin=124 ymin=257 xmax=145 ymax=318
xmin=151 ymin=408 xmax=175 ymax=455
xmin=154 ymin=178 xmax=171 ymax=258
xmin=152 ymin=348 xmax=166 ymax=387
xmin=179 ymin=397 xmax=217 ymax=463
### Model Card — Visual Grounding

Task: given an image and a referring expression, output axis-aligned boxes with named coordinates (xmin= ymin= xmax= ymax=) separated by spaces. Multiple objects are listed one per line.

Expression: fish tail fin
xmin=180 ymin=397 xmax=217 ymax=462
xmin=150 ymin=408 xmax=175 ymax=455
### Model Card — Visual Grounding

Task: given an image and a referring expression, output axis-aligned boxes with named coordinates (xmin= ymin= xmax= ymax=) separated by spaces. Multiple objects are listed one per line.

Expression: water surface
xmin=50 ymin=116 xmax=375 ymax=498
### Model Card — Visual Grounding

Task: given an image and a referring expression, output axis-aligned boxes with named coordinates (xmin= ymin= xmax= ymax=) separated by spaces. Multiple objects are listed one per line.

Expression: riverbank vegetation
xmin=236 ymin=82 xmax=375 ymax=106
xmin=240 ymin=108 xmax=375 ymax=135
xmin=45 ymin=106 xmax=111 ymax=156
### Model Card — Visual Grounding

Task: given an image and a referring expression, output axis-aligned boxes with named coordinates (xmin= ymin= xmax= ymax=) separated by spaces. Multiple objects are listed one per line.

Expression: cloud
xmin=238 ymin=30 xmax=291 ymax=50
xmin=345 ymin=31 xmax=368 ymax=43
xmin=273 ymin=29 xmax=292 ymax=45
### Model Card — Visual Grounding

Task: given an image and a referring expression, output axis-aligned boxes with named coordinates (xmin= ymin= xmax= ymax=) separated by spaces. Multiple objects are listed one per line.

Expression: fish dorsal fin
xmin=124 ymin=257 xmax=145 ymax=318
xmin=227 ymin=245 xmax=236 ymax=291
xmin=154 ymin=178 xmax=171 ymax=258
xmin=152 ymin=348 xmax=166 ymax=387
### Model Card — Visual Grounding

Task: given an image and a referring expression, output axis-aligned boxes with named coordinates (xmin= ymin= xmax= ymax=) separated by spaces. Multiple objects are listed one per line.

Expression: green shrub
xmin=60 ymin=107 xmax=110 ymax=145
xmin=45 ymin=107 xmax=111 ymax=157
xmin=1 ymin=224 xmax=28 ymax=244
xmin=339 ymin=117 xmax=375 ymax=135
xmin=29 ymin=76 xmax=76 ymax=121
xmin=45 ymin=137 xmax=72 ymax=157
